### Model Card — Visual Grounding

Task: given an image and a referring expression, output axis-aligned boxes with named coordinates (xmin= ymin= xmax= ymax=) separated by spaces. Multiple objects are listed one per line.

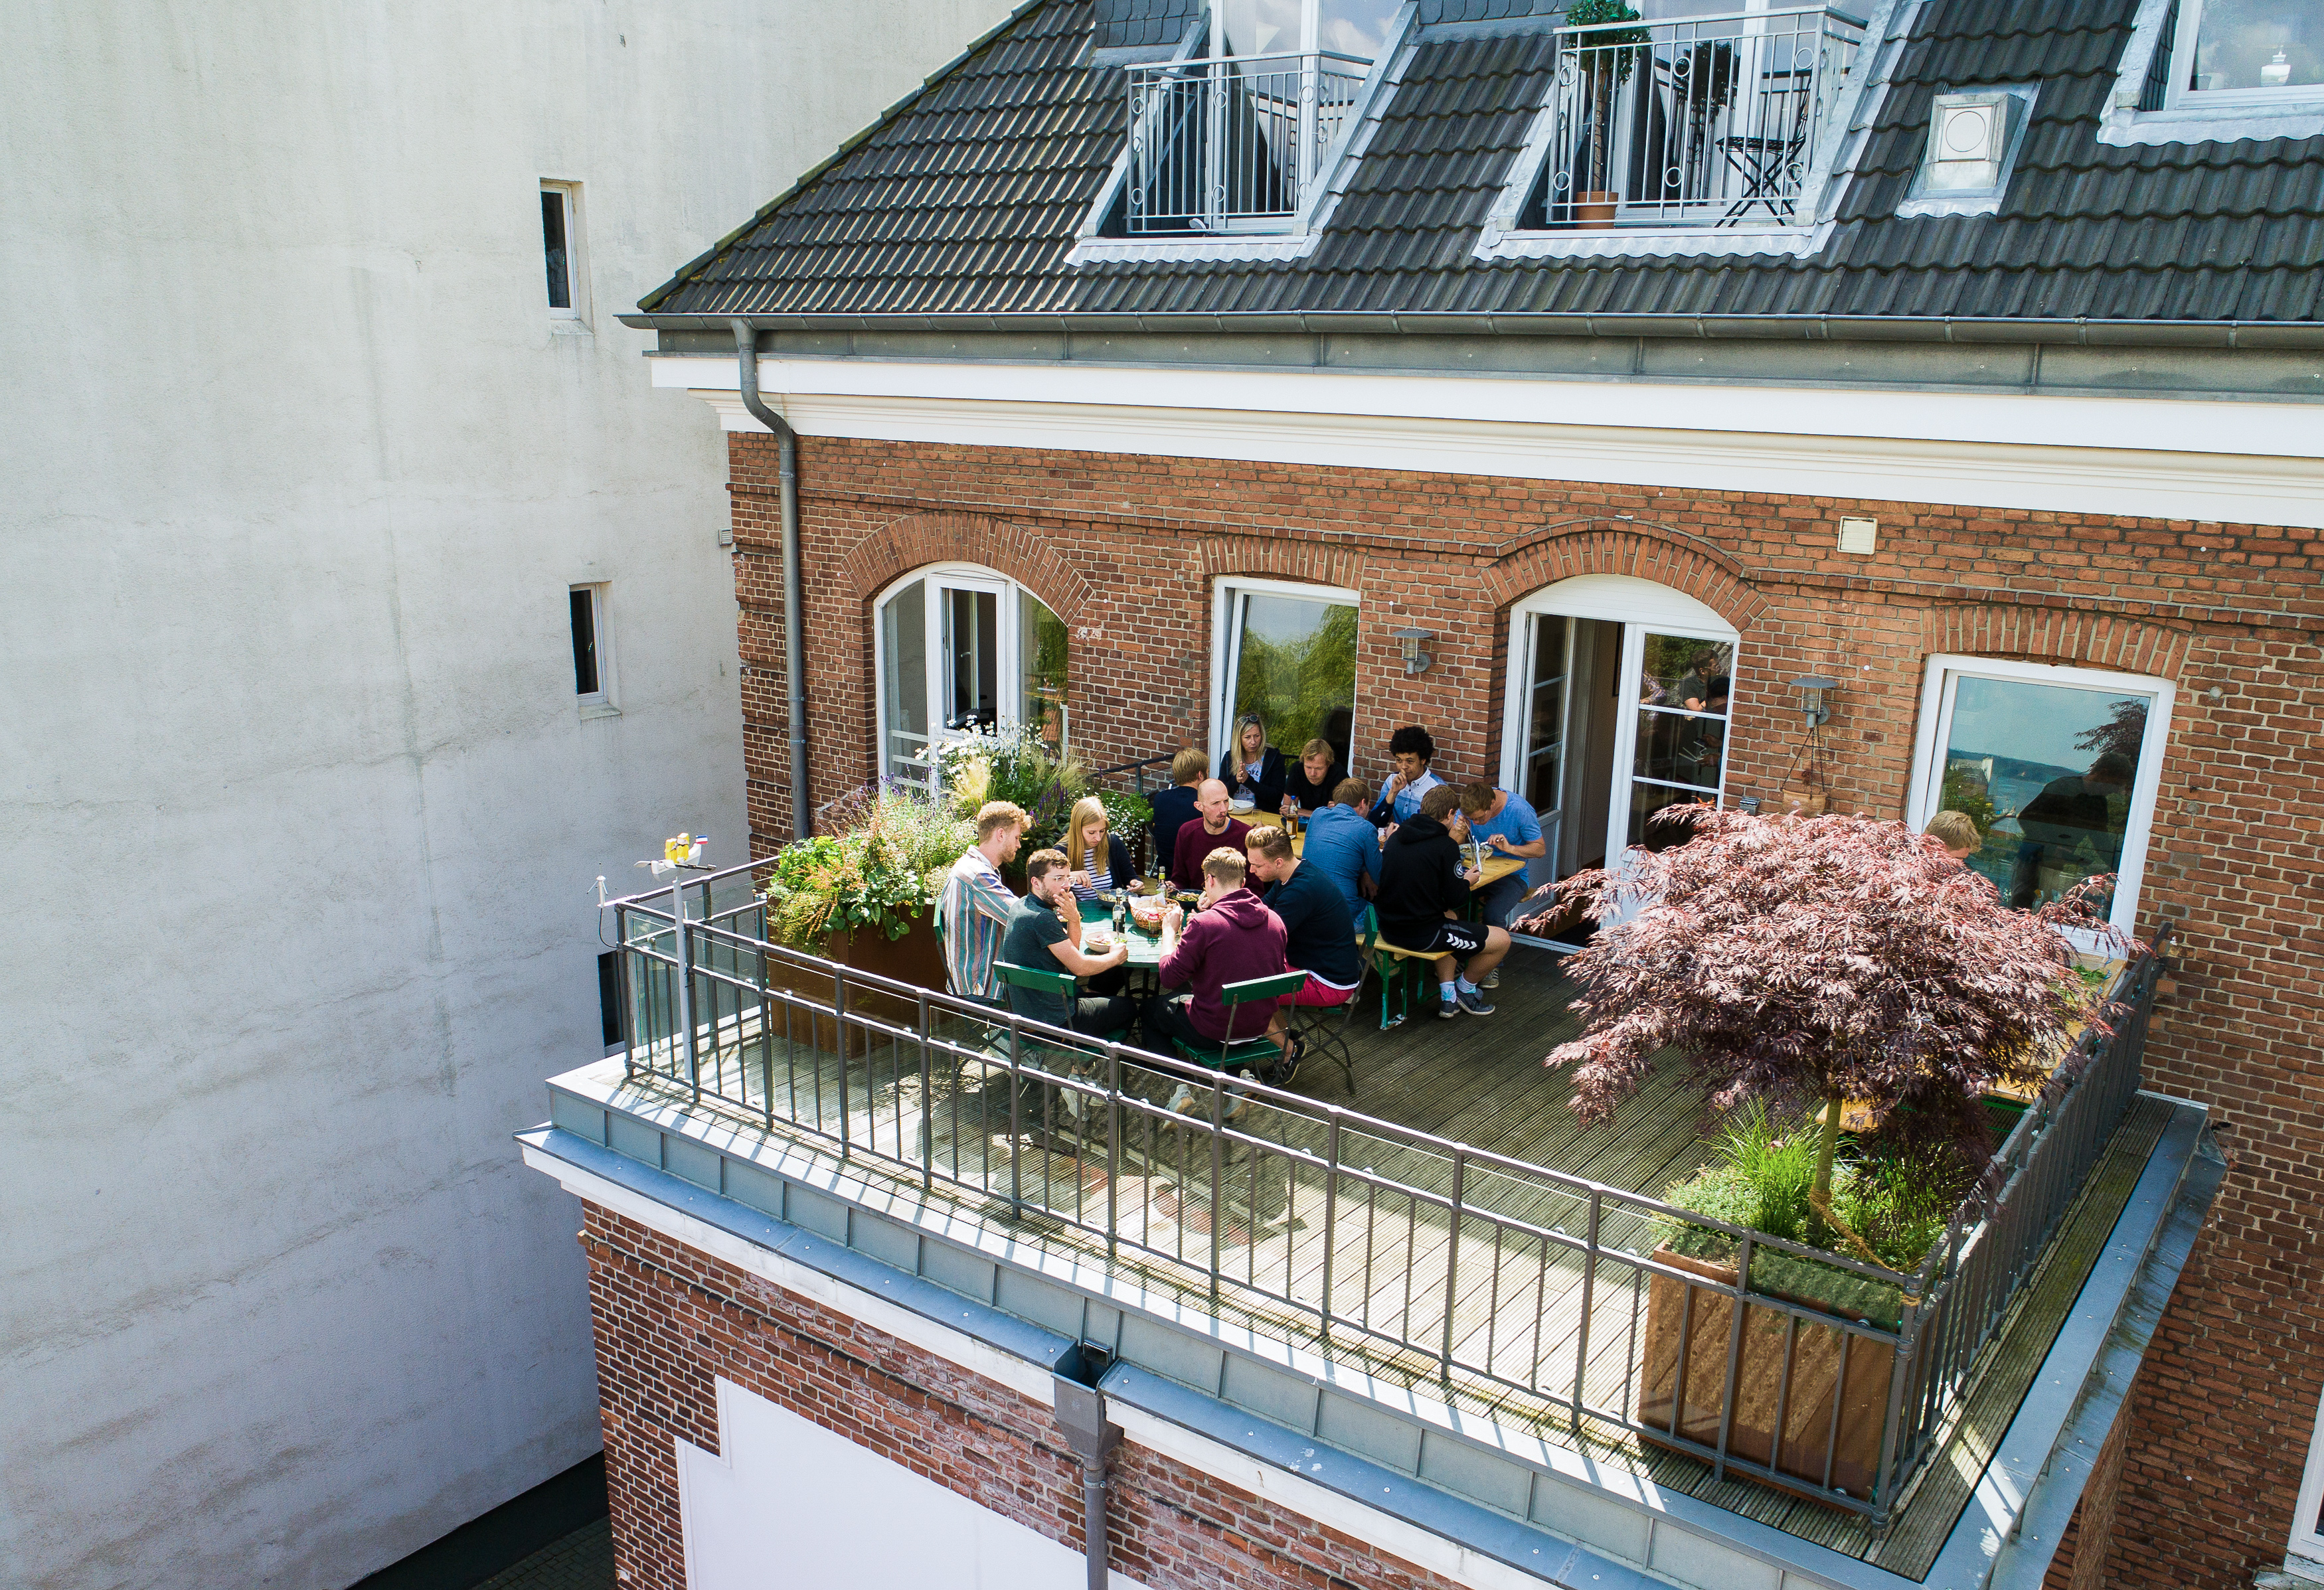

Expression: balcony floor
xmin=646 ymin=945 xmax=2179 ymax=1576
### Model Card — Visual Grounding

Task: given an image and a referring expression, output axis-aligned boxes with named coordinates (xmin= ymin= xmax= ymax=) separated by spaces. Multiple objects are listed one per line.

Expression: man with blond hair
xmin=936 ymin=800 xmax=1028 ymax=1000
xmin=1149 ymin=746 xmax=1209 ymax=865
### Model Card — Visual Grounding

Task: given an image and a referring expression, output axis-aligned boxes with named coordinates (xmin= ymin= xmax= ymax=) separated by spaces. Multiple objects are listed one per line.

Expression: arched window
xmin=874 ymin=565 xmax=1067 ymax=787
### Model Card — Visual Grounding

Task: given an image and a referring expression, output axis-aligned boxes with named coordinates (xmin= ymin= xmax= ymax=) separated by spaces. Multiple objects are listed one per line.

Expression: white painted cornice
xmin=657 ymin=355 xmax=2324 ymax=530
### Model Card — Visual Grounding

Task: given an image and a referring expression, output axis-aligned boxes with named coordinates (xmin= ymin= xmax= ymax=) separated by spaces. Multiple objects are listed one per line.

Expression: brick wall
xmin=580 ymin=1202 xmax=1471 ymax=1590
xmin=723 ymin=432 xmax=2324 ymax=1587
xmin=2042 ymin=1399 xmax=2129 ymax=1590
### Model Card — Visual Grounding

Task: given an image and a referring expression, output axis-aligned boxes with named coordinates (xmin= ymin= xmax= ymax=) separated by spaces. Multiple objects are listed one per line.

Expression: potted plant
xmin=1562 ymin=0 xmax=1651 ymax=228
xmin=1536 ymin=806 xmax=2128 ymax=1502
xmin=761 ymin=785 xmax=975 ymax=1054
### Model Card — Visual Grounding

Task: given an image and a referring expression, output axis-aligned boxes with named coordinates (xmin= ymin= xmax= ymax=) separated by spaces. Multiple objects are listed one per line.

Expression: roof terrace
xmin=527 ymin=862 xmax=2214 ymax=1588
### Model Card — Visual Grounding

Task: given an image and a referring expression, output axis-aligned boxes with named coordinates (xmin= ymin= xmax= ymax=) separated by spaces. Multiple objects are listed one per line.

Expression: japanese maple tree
xmin=1531 ymin=807 xmax=2129 ymax=1241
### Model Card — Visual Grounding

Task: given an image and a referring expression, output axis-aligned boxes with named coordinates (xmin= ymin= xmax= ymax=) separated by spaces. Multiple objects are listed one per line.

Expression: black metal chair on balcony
xmin=1718 ymin=64 xmax=1813 ymax=224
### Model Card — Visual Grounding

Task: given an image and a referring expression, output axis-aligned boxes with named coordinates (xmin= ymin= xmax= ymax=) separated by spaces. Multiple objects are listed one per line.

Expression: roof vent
xmin=1899 ymin=84 xmax=2036 ymax=218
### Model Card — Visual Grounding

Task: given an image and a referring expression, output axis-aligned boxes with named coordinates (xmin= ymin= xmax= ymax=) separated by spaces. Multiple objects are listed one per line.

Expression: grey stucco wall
xmin=0 ymin=3 xmax=1016 ymax=1587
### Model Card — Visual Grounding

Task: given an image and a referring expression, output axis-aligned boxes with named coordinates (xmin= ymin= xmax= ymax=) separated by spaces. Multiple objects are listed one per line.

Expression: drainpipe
xmin=1052 ymin=1346 xmax=1120 ymax=1590
xmin=732 ymin=318 xmax=811 ymax=843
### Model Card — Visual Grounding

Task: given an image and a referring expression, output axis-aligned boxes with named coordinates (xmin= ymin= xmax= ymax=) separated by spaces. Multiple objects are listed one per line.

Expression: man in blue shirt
xmin=1299 ymin=777 xmax=1384 ymax=914
xmin=1457 ymin=783 xmax=1546 ymax=988
xmin=1372 ymin=725 xmax=1446 ymax=828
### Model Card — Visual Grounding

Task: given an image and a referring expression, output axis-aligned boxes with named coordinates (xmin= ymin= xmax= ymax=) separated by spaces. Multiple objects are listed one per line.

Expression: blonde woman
xmin=1064 ymin=795 xmax=1139 ymax=901
xmin=1222 ymin=712 xmax=1285 ymax=812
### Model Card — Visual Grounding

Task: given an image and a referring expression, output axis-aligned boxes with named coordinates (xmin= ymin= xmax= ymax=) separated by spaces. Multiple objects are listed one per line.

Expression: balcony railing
xmin=1126 ymin=51 xmax=1370 ymax=234
xmin=604 ymin=860 xmax=2167 ymax=1524
xmin=1545 ymin=5 xmax=1865 ymax=228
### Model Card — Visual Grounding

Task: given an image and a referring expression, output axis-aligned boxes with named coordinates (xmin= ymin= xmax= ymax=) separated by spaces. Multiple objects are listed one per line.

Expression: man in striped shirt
xmin=937 ymin=801 xmax=1029 ymax=1002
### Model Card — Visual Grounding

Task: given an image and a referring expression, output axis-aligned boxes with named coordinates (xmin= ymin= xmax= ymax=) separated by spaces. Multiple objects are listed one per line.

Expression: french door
xmin=876 ymin=566 xmax=1066 ymax=789
xmin=1502 ymin=577 xmax=1738 ymax=921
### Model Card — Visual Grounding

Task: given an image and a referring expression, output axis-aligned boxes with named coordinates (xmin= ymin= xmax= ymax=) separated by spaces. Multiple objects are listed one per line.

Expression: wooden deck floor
xmin=658 ymin=946 xmax=2167 ymax=1572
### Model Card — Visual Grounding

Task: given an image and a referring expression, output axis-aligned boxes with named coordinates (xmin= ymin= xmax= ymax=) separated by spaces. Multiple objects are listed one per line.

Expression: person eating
xmin=1278 ymin=738 xmax=1339 ymax=819
xmin=1062 ymin=794 xmax=1139 ymax=902
xmin=1169 ymin=778 xmax=1253 ymax=892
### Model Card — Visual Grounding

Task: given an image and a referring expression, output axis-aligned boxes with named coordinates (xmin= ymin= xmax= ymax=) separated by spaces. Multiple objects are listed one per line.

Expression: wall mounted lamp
xmin=1392 ymin=628 xmax=1435 ymax=675
xmin=1789 ymin=675 xmax=1841 ymax=729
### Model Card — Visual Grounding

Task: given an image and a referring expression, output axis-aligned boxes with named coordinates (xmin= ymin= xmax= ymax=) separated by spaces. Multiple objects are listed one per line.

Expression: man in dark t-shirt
xmin=999 ymin=850 xmax=1134 ymax=1036
xmin=1244 ymin=825 xmax=1359 ymax=1077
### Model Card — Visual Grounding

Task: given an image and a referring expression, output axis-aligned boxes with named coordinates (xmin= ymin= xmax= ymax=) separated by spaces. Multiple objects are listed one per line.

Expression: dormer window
xmin=1121 ymin=0 xmax=1401 ymax=236
xmin=2105 ymin=0 xmax=2324 ymax=144
xmin=2157 ymin=0 xmax=2322 ymax=103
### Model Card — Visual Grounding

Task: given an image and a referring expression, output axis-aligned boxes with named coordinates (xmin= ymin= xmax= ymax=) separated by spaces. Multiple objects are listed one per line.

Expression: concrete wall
xmin=0 ymin=3 xmax=1015 ymax=1586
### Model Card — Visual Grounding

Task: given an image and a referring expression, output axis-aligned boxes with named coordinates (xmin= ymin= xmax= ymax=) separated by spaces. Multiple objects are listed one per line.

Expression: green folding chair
xmin=1291 ymin=908 xmax=1374 ymax=1094
xmin=1169 ymin=969 xmax=1307 ymax=1081
xmin=993 ymin=960 xmax=1133 ymax=1044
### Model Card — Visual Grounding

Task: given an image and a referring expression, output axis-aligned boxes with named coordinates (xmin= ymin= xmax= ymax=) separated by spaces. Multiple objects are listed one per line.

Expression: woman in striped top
xmin=1063 ymin=795 xmax=1139 ymax=901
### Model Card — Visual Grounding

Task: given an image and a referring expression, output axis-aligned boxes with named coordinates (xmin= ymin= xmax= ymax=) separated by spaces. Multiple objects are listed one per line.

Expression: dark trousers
xmin=1069 ymin=994 xmax=1137 ymax=1038
xmin=1141 ymin=992 xmax=1216 ymax=1059
xmin=1476 ymin=870 xmax=1529 ymax=929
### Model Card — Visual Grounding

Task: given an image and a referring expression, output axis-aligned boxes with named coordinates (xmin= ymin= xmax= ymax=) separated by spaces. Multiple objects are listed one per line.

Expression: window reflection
xmin=1938 ymin=676 xmax=2153 ymax=914
xmin=2191 ymin=0 xmax=2323 ymax=91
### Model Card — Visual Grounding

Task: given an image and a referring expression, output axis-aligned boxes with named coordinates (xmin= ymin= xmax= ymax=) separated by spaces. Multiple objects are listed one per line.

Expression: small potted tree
xmin=1530 ymin=806 xmax=2127 ymax=1500
xmin=1562 ymin=0 xmax=1651 ymax=227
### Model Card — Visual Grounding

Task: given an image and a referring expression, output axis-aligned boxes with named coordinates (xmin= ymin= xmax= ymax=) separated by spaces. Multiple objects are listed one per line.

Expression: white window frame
xmin=2100 ymin=0 xmax=2324 ymax=145
xmin=570 ymin=582 xmax=618 ymax=718
xmin=872 ymin=563 xmax=1062 ymax=787
xmin=2288 ymin=1379 xmax=2324 ymax=1574
xmin=540 ymin=180 xmax=590 ymax=327
xmin=2165 ymin=0 xmax=2324 ymax=109
xmin=1496 ymin=573 xmax=1740 ymax=897
xmin=1208 ymin=574 xmax=1363 ymax=777
xmin=1903 ymin=655 xmax=2175 ymax=942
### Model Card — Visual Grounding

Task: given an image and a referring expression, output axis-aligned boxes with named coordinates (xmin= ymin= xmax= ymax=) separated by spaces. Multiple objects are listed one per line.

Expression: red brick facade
xmin=580 ymin=1202 xmax=1471 ymax=1590
xmin=723 ymin=432 xmax=2324 ymax=1588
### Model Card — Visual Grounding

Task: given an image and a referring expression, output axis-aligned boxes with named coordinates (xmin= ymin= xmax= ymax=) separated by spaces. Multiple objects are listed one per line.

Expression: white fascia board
xmin=660 ymin=356 xmax=2324 ymax=530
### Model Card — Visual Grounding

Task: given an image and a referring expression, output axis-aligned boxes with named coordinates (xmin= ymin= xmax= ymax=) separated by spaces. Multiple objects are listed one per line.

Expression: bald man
xmin=1169 ymin=778 xmax=1254 ymax=892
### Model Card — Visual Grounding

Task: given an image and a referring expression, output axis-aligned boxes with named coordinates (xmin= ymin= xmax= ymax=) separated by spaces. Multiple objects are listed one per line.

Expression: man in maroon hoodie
xmin=1143 ymin=845 xmax=1289 ymax=1115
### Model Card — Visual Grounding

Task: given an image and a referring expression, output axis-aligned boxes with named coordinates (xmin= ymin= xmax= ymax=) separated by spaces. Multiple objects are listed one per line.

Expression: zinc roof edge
xmin=621 ymin=309 xmax=2324 ymax=349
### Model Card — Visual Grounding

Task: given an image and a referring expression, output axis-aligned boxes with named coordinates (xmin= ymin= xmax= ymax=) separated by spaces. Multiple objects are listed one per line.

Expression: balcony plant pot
xmin=1574 ymin=190 xmax=1620 ymax=229
xmin=1637 ymin=1245 xmax=1898 ymax=1505
xmin=765 ymin=907 xmax=948 ymax=1060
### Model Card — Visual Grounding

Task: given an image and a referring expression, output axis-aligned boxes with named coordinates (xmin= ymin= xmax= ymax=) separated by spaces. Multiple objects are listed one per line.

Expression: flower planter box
xmin=764 ymin=908 xmax=949 ymax=1060
xmin=1637 ymin=1246 xmax=1897 ymax=1505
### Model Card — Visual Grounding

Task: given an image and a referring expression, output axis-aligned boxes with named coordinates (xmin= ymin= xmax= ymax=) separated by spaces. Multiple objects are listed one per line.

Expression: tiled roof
xmin=636 ymin=0 xmax=2324 ymax=331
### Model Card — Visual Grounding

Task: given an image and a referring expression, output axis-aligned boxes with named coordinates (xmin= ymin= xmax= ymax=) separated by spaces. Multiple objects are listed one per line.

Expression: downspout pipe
xmin=1052 ymin=1348 xmax=1120 ymax=1590
xmin=732 ymin=319 xmax=811 ymax=843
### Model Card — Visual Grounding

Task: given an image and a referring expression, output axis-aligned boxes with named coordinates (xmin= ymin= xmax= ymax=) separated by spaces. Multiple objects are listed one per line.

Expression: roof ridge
xmin=636 ymin=0 xmax=1066 ymax=315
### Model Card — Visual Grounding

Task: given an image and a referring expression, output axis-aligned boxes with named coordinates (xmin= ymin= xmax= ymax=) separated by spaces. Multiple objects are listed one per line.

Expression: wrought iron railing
xmin=1544 ymin=5 xmax=1865 ymax=228
xmin=1126 ymin=51 xmax=1370 ymax=233
xmin=602 ymin=862 xmax=2167 ymax=1523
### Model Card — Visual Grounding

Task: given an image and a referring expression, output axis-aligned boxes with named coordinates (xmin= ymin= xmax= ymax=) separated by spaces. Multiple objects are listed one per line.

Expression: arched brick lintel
xmin=839 ymin=510 xmax=1098 ymax=628
xmin=1481 ymin=520 xmax=1768 ymax=629
xmin=1921 ymin=603 xmax=2194 ymax=679
xmin=1195 ymin=536 xmax=1366 ymax=593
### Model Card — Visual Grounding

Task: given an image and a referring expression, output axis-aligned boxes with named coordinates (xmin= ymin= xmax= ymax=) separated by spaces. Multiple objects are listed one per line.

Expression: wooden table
xmin=1286 ymin=831 xmax=1526 ymax=895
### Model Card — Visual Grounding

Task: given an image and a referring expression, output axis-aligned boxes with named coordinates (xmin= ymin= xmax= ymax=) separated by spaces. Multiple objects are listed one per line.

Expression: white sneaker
xmin=1168 ymin=1083 xmax=1196 ymax=1115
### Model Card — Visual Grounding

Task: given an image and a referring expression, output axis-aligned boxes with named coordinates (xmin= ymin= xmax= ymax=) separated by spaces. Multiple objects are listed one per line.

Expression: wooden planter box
xmin=763 ymin=908 xmax=949 ymax=1060
xmin=1638 ymin=1247 xmax=1896 ymax=1504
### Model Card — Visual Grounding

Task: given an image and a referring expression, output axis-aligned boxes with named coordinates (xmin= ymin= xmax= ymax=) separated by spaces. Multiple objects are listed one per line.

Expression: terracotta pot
xmin=765 ymin=908 xmax=949 ymax=1059
xmin=1638 ymin=1246 xmax=1897 ymax=1505
xmin=1574 ymin=190 xmax=1619 ymax=230
xmin=1777 ymin=779 xmax=1829 ymax=817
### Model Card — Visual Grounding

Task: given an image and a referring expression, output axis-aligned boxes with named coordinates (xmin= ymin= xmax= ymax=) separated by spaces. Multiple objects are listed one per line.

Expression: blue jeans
xmin=1476 ymin=872 xmax=1529 ymax=929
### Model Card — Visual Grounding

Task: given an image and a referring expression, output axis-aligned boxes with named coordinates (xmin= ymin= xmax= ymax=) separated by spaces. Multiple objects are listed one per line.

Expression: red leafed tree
xmin=1536 ymin=807 xmax=2128 ymax=1232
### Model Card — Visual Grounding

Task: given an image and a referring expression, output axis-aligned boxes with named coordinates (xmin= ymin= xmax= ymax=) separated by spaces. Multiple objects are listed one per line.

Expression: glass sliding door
xmin=1216 ymin=582 xmax=1359 ymax=773
xmin=1909 ymin=657 xmax=2172 ymax=933
xmin=874 ymin=565 xmax=1068 ymax=786
xmin=1624 ymin=632 xmax=1733 ymax=850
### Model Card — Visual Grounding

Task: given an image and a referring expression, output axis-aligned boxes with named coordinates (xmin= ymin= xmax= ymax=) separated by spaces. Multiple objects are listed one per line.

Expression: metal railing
xmin=1126 ymin=51 xmax=1370 ymax=233
xmin=1545 ymin=5 xmax=1865 ymax=228
xmin=603 ymin=863 xmax=2167 ymax=1523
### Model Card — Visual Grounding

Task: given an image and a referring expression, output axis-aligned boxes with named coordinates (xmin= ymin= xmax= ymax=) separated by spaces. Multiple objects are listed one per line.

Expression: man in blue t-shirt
xmin=1300 ymin=777 xmax=1384 ymax=913
xmin=999 ymin=850 xmax=1135 ymax=1036
xmin=1457 ymin=782 xmax=1547 ymax=971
